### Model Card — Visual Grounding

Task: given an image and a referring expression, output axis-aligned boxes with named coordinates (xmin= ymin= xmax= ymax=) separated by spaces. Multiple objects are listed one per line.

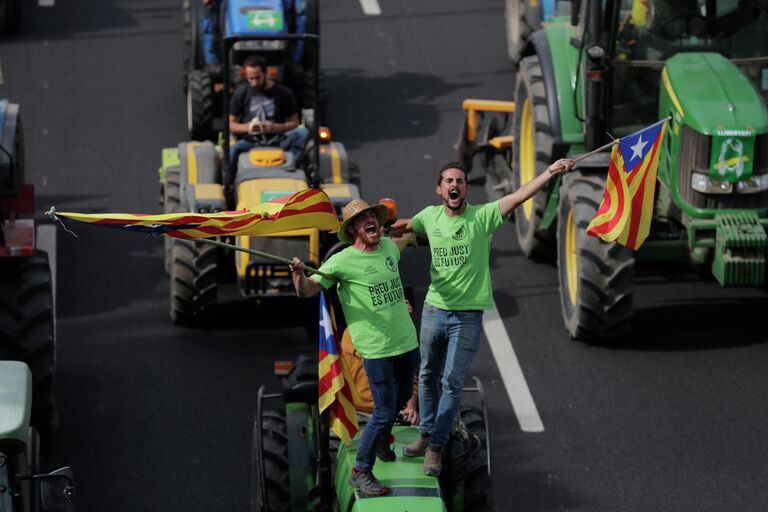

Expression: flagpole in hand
xmin=193 ymin=237 xmax=332 ymax=279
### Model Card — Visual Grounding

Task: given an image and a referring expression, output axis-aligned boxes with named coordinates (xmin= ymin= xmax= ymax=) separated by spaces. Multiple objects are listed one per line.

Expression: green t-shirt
xmin=412 ymin=202 xmax=505 ymax=310
xmin=311 ymin=237 xmax=418 ymax=359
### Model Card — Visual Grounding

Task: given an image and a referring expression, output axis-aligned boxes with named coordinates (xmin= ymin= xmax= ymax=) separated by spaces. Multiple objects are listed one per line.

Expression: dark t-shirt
xmin=229 ymin=82 xmax=298 ymax=124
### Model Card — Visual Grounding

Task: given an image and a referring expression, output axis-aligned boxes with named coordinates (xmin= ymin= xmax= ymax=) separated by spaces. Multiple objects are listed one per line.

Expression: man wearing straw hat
xmin=391 ymin=157 xmax=573 ymax=476
xmin=290 ymin=198 xmax=420 ymax=497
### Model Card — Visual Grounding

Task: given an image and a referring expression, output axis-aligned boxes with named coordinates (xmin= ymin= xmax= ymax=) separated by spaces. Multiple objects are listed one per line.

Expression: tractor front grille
xmin=678 ymin=126 xmax=768 ymax=209
xmin=243 ymin=235 xmax=313 ymax=297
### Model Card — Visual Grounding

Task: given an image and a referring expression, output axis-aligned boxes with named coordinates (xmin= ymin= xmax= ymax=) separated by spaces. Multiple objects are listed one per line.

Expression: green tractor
xmin=459 ymin=0 xmax=768 ymax=343
xmin=159 ymin=33 xmax=360 ymax=325
xmin=252 ymin=328 xmax=491 ymax=511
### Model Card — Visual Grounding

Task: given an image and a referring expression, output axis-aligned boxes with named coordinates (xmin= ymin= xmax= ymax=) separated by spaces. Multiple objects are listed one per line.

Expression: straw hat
xmin=338 ymin=199 xmax=389 ymax=244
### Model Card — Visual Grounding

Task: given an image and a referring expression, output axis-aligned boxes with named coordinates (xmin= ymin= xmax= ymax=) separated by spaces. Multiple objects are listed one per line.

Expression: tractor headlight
xmin=586 ymin=44 xmax=606 ymax=60
xmin=736 ymin=174 xmax=768 ymax=193
xmin=691 ymin=172 xmax=732 ymax=194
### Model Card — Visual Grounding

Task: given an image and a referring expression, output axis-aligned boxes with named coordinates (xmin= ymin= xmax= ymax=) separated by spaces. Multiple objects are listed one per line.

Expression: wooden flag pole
xmin=571 ymin=139 xmax=619 ymax=164
xmin=193 ymin=237 xmax=332 ymax=279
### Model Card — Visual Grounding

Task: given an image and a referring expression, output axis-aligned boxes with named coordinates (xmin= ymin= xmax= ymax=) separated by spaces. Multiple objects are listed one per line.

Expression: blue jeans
xmin=229 ymin=126 xmax=310 ymax=168
xmin=418 ymin=304 xmax=483 ymax=446
xmin=356 ymin=347 xmax=420 ymax=472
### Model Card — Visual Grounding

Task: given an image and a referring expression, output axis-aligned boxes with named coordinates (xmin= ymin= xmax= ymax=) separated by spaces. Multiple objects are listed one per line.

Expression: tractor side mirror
xmin=39 ymin=467 xmax=75 ymax=512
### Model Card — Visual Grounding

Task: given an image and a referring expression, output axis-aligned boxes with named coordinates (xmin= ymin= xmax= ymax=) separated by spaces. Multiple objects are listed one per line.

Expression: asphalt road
xmin=3 ymin=1 xmax=768 ymax=511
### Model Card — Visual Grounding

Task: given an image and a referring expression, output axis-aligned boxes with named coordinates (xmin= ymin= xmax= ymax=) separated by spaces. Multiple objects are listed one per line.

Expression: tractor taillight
xmin=274 ymin=360 xmax=293 ymax=375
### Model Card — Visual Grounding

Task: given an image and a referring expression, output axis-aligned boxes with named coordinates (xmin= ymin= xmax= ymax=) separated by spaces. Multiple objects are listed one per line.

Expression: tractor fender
xmin=0 ymin=100 xmax=19 ymax=171
xmin=178 ymin=141 xmax=220 ymax=211
xmin=186 ymin=183 xmax=226 ymax=214
xmin=527 ymin=30 xmax=563 ymax=146
xmin=0 ymin=361 xmax=32 ymax=444
xmin=524 ymin=23 xmax=584 ymax=146
xmin=317 ymin=141 xmax=351 ymax=185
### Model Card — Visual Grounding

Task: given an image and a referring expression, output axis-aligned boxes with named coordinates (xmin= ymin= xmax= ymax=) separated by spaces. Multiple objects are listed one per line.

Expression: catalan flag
xmin=318 ymin=292 xmax=359 ymax=445
xmin=50 ymin=188 xmax=339 ymax=238
xmin=586 ymin=118 xmax=668 ymax=249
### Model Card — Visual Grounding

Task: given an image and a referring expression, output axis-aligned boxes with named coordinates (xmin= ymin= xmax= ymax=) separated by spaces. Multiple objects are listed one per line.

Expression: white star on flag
xmin=319 ymin=300 xmax=333 ymax=338
xmin=629 ymin=135 xmax=648 ymax=162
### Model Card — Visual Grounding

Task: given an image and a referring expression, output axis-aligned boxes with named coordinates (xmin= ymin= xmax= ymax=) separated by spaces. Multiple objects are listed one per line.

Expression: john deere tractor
xmin=159 ymin=32 xmax=359 ymax=326
xmin=183 ymin=0 xmax=322 ymax=141
xmin=459 ymin=0 xmax=768 ymax=343
xmin=251 ymin=303 xmax=491 ymax=512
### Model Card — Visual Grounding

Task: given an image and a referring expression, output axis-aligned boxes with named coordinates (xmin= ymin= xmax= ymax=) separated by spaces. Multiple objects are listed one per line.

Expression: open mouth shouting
xmin=364 ymin=222 xmax=379 ymax=236
xmin=449 ymin=189 xmax=460 ymax=201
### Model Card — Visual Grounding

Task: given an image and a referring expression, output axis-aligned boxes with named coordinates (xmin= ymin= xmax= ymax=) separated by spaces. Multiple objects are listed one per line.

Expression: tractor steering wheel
xmin=243 ymin=131 xmax=287 ymax=147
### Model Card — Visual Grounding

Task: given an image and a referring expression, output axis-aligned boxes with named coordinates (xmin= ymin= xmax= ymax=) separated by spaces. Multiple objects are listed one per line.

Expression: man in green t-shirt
xmin=290 ymin=198 xmax=420 ymax=497
xmin=391 ymin=158 xmax=573 ymax=476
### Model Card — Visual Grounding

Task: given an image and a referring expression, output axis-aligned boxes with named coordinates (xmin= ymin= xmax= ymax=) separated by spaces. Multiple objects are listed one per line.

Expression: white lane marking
xmin=36 ymin=224 xmax=57 ymax=321
xmin=483 ymin=301 xmax=544 ymax=432
xmin=39 ymin=0 xmax=55 ymax=6
xmin=359 ymin=0 xmax=381 ymax=15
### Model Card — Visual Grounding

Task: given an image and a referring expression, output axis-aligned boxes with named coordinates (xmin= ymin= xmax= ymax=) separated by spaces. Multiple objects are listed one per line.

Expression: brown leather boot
xmin=403 ymin=432 xmax=430 ymax=458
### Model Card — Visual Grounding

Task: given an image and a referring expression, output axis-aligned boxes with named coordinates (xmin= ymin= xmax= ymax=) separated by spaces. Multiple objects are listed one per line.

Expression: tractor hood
xmin=661 ymin=52 xmax=768 ymax=135
xmin=226 ymin=0 xmax=288 ymax=36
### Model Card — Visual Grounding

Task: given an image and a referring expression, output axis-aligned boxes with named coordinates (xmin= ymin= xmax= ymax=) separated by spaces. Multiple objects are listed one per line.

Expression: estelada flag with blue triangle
xmin=48 ymin=188 xmax=339 ymax=238
xmin=318 ymin=291 xmax=359 ymax=445
xmin=586 ymin=118 xmax=669 ymax=250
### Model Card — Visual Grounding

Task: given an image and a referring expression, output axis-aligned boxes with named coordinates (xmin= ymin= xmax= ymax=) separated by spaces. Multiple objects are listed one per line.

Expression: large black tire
xmin=459 ymin=406 xmax=491 ymax=512
xmin=182 ymin=0 xmax=192 ymax=92
xmin=251 ymin=409 xmax=291 ymax=512
xmin=513 ymin=55 xmax=557 ymax=259
xmin=505 ymin=0 xmax=539 ymax=65
xmin=187 ymin=69 xmax=216 ymax=141
xmin=170 ymin=239 xmax=218 ymax=325
xmin=0 ymin=0 xmax=21 ymax=35
xmin=163 ymin=166 xmax=181 ymax=275
xmin=557 ymin=173 xmax=635 ymax=343
xmin=0 ymin=252 xmax=57 ymax=447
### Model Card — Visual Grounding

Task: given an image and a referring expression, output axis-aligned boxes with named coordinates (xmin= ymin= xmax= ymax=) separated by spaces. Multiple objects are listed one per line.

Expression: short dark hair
xmin=243 ymin=55 xmax=267 ymax=72
xmin=437 ymin=161 xmax=468 ymax=185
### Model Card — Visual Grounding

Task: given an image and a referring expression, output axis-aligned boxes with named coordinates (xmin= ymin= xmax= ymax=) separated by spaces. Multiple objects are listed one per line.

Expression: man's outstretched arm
xmin=498 ymin=158 xmax=574 ymax=217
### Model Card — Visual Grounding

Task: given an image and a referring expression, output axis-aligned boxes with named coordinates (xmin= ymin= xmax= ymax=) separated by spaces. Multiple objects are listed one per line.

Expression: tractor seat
xmin=238 ymin=148 xmax=295 ymax=174
xmin=281 ymin=355 xmax=318 ymax=405
xmin=0 ymin=361 xmax=32 ymax=444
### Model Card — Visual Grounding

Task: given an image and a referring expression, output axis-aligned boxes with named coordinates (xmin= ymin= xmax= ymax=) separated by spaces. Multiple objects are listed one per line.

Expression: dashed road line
xmin=483 ymin=301 xmax=545 ymax=432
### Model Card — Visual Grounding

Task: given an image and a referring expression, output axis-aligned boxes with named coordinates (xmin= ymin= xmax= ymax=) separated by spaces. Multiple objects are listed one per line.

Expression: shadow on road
xmin=325 ymin=68 xmax=476 ymax=150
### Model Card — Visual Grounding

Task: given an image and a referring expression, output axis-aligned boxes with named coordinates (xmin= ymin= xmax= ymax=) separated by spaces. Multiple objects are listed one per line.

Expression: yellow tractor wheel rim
xmin=565 ymin=208 xmax=578 ymax=306
xmin=519 ymin=98 xmax=535 ymax=220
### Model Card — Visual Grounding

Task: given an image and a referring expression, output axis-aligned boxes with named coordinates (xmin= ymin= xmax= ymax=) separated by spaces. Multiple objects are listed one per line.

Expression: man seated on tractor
xmin=228 ymin=55 xmax=310 ymax=168
xmin=291 ymin=199 xmax=420 ymax=497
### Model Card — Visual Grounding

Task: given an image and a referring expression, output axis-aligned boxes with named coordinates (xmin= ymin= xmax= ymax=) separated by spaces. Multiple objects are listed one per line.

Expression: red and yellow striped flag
xmin=51 ymin=188 xmax=339 ymax=238
xmin=587 ymin=119 xmax=668 ymax=249
xmin=318 ymin=292 xmax=359 ymax=445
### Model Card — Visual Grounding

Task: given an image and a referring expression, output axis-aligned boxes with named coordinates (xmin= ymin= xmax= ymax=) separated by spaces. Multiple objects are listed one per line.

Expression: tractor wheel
xmin=0 ymin=0 xmax=21 ymax=35
xmin=513 ymin=55 xmax=556 ymax=259
xmin=187 ymin=69 xmax=216 ymax=141
xmin=182 ymin=0 xmax=192 ymax=91
xmin=557 ymin=173 xmax=635 ymax=343
xmin=459 ymin=406 xmax=492 ymax=512
xmin=163 ymin=166 xmax=181 ymax=275
xmin=505 ymin=0 xmax=539 ymax=65
xmin=0 ymin=251 xmax=57 ymax=448
xmin=251 ymin=409 xmax=291 ymax=512
xmin=170 ymin=239 xmax=218 ymax=325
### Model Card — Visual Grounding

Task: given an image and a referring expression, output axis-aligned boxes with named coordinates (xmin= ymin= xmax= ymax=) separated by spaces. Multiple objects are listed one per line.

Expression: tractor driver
xmin=290 ymin=199 xmax=420 ymax=497
xmin=228 ymin=55 xmax=310 ymax=170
